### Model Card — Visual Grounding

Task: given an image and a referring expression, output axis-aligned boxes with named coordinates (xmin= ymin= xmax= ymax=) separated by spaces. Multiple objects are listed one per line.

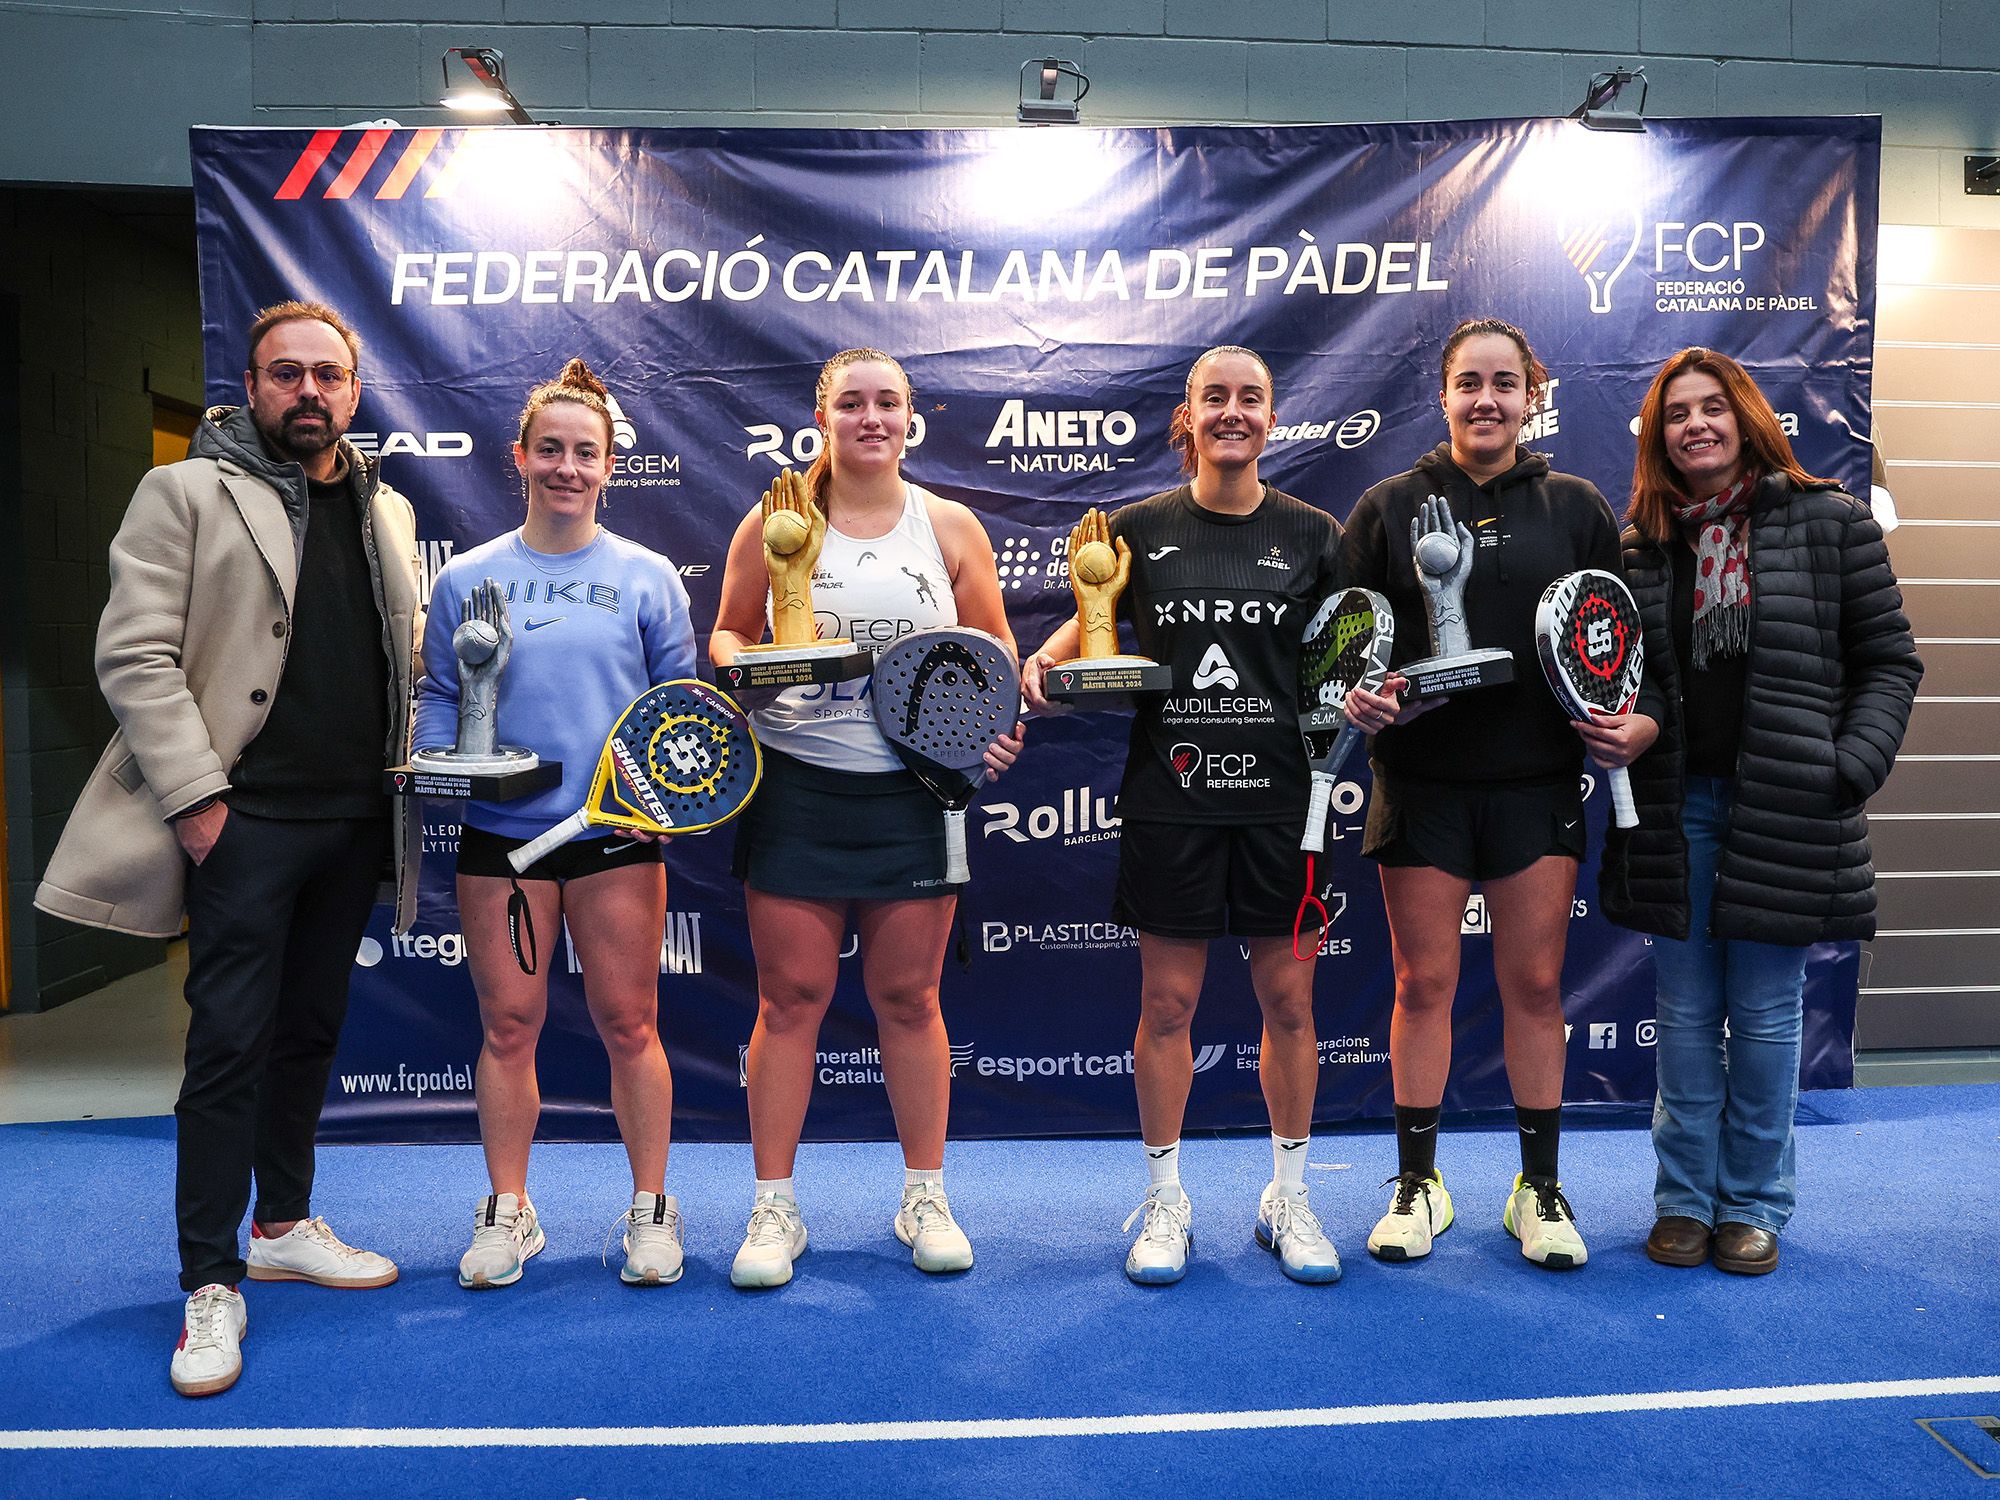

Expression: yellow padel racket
xmin=507 ymin=680 xmax=762 ymax=874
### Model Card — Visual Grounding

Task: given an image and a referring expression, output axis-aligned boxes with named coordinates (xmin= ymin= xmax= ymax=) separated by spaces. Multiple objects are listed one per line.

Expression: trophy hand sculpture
xmin=760 ymin=467 xmax=831 ymax=649
xmin=1397 ymin=493 xmax=1514 ymax=700
xmin=1068 ymin=506 xmax=1133 ymax=659
xmin=1411 ymin=494 xmax=1476 ymax=660
xmin=1042 ymin=504 xmax=1171 ymax=705
xmin=452 ymin=578 xmax=513 ymax=758
xmin=409 ymin=575 xmax=542 ymax=774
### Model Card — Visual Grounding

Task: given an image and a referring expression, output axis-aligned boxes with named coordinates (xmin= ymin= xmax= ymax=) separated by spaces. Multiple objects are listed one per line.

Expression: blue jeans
xmin=1650 ymin=776 xmax=1810 ymax=1235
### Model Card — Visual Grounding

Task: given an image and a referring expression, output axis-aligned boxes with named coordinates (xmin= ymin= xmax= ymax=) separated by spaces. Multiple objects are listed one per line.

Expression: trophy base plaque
xmin=719 ymin=640 xmax=873 ymax=695
xmin=390 ymin=753 xmax=562 ymax=801
xmin=1402 ymin=648 xmax=1515 ymax=701
xmin=1044 ymin=655 xmax=1174 ymax=708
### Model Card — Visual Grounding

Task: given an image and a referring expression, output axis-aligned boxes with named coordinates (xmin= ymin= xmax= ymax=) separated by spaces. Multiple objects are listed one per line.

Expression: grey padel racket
xmin=1297 ymin=588 xmax=1395 ymax=853
xmin=1535 ymin=569 xmax=1644 ymax=829
xmin=506 ymin=679 xmax=762 ymax=873
xmin=871 ymin=628 xmax=1021 ymax=886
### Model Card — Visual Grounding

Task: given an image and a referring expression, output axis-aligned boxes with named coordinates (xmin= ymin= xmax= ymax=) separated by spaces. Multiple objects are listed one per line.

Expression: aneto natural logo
xmin=1555 ymin=204 xmax=1642 ymax=315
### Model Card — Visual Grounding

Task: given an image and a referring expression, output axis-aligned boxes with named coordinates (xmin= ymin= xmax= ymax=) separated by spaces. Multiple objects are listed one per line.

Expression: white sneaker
xmin=170 ymin=1284 xmax=246 ymax=1398
xmin=1368 ymin=1170 xmax=1455 ymax=1262
xmin=246 ymin=1216 xmax=398 ymax=1288
xmin=619 ymin=1191 xmax=684 ymax=1286
xmin=1503 ymin=1173 xmax=1588 ymax=1270
xmin=894 ymin=1184 xmax=974 ymax=1274
xmin=1256 ymin=1184 xmax=1342 ymax=1284
xmin=731 ymin=1193 xmax=807 ymax=1289
xmin=1122 ymin=1189 xmax=1192 ymax=1285
xmin=458 ymin=1192 xmax=545 ymax=1289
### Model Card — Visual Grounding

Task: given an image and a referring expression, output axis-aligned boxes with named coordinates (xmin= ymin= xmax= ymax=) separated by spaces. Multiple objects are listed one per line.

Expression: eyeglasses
xmin=252 ymin=360 xmax=355 ymax=391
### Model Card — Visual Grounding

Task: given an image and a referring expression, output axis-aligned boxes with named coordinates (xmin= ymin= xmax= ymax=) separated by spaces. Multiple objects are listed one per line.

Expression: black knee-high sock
xmin=1516 ymin=1105 xmax=1562 ymax=1181
xmin=1395 ymin=1104 xmax=1442 ymax=1178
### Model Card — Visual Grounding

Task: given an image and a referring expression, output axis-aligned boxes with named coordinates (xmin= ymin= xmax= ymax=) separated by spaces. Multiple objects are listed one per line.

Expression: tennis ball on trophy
xmin=454 ymin=618 xmax=500 ymax=665
xmin=1072 ymin=540 xmax=1118 ymax=585
xmin=1414 ymin=530 xmax=1460 ymax=577
xmin=764 ymin=509 xmax=812 ymax=556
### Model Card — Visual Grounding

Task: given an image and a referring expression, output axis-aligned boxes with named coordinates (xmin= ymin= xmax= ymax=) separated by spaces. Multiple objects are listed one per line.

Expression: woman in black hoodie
xmin=1598 ymin=348 xmax=1918 ymax=1277
xmin=1341 ymin=318 xmax=1626 ymax=1271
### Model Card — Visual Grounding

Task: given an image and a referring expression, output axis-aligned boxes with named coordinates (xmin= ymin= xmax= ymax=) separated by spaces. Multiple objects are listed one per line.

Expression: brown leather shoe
xmin=1712 ymin=1222 xmax=1779 ymax=1275
xmin=1645 ymin=1215 xmax=1711 ymax=1267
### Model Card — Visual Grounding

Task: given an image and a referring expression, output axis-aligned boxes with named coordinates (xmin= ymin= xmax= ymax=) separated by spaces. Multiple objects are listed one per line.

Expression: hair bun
xmin=558 ymin=357 xmax=609 ymax=399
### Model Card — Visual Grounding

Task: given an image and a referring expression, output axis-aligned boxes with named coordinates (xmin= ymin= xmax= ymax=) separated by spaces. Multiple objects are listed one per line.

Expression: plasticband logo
xmin=983 ymin=399 xmax=1139 ymax=475
xmin=981 ymin=920 xmax=1137 ymax=954
xmin=743 ymin=1041 xmax=976 ymax=1086
xmin=978 ymin=1043 xmax=1225 ymax=1080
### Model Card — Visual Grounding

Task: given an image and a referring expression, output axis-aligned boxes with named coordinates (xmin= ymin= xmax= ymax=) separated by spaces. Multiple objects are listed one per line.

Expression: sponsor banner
xmin=195 ymin=118 xmax=1873 ymax=1143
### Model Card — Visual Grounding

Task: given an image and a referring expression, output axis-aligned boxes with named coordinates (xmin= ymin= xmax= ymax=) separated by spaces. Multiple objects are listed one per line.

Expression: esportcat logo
xmin=982 ymin=399 xmax=1138 ymax=475
xmin=977 ymin=1044 xmax=1225 ymax=1080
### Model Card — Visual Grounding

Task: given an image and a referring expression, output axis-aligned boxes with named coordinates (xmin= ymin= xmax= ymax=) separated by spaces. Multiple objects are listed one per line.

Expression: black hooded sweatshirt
xmin=1341 ymin=442 xmax=1622 ymax=785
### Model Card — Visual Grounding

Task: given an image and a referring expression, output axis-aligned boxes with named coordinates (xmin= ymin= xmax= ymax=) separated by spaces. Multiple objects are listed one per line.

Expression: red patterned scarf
xmin=1670 ymin=472 xmax=1756 ymax=668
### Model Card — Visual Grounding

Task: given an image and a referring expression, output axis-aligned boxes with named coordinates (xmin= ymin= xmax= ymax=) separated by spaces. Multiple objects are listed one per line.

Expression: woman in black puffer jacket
xmin=1588 ymin=348 xmax=1920 ymax=1278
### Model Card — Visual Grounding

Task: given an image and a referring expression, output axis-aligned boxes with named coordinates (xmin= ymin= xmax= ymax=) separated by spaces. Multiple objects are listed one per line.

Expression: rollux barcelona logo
xmin=273 ymin=127 xmax=469 ymax=200
xmin=1556 ymin=205 xmax=1641 ymax=314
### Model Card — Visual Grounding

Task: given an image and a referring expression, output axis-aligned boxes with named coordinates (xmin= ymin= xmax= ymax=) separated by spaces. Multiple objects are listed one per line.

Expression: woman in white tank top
xmin=711 ymin=348 xmax=1023 ymax=1289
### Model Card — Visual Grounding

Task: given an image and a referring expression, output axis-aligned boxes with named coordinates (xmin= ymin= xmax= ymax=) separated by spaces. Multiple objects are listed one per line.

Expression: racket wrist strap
xmin=507 ymin=876 xmax=538 ymax=976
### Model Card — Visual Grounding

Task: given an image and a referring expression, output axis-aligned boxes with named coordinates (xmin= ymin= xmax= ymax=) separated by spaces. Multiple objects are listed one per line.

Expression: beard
xmin=255 ymin=399 xmax=343 ymax=461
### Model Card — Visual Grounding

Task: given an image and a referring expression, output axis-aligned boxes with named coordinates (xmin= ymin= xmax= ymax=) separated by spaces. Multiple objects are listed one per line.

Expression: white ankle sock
xmin=1145 ymin=1140 xmax=1182 ymax=1199
xmin=754 ymin=1176 xmax=795 ymax=1203
xmin=904 ymin=1166 xmax=943 ymax=1195
xmin=1272 ymin=1133 xmax=1310 ymax=1194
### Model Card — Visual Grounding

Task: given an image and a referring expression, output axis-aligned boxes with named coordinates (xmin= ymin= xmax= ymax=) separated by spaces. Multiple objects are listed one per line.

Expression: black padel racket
xmin=507 ymin=680 xmax=762 ymax=873
xmin=871 ymin=628 xmax=1021 ymax=885
xmin=1535 ymin=569 xmax=1644 ymax=829
xmin=1297 ymin=588 xmax=1395 ymax=853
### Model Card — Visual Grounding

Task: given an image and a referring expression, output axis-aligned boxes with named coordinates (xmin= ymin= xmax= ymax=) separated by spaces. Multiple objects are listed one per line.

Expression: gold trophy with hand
xmin=1044 ymin=506 xmax=1173 ymax=704
xmin=717 ymin=468 xmax=872 ymax=694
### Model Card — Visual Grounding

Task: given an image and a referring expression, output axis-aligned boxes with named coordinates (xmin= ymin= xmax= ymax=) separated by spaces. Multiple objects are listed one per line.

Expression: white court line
xmin=7 ymin=1377 xmax=2000 ymax=1451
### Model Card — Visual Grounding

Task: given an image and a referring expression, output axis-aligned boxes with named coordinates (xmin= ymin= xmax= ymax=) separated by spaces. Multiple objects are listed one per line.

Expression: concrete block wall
xmin=1 ymin=190 xmax=203 ymax=1010
xmin=0 ymin=2 xmax=1994 ymax=226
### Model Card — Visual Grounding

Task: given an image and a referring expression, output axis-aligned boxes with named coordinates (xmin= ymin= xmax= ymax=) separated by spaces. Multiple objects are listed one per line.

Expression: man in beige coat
xmin=37 ymin=301 xmax=422 ymax=1398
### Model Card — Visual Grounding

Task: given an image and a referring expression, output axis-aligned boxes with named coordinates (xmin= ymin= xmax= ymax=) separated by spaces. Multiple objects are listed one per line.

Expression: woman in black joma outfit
xmin=1343 ymin=318 xmax=1627 ymax=1271
xmin=1596 ymin=348 xmax=1919 ymax=1276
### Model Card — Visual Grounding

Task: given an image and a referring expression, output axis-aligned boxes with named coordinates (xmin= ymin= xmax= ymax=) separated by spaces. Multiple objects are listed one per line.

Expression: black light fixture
xmin=1967 ymin=155 xmax=2000 ymax=196
xmin=440 ymin=47 xmax=537 ymax=125
xmin=1570 ymin=67 xmax=1647 ymax=133
xmin=1018 ymin=57 xmax=1088 ymax=125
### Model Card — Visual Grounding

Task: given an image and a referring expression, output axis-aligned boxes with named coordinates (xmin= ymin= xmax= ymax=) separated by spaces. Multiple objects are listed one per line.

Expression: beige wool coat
xmin=36 ymin=406 xmax=424 ymax=938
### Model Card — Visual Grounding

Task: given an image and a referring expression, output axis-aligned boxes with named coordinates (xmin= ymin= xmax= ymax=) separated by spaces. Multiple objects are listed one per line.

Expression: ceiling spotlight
xmin=1018 ymin=57 xmax=1088 ymax=125
xmin=1570 ymin=68 xmax=1647 ymax=133
xmin=441 ymin=47 xmax=537 ymax=125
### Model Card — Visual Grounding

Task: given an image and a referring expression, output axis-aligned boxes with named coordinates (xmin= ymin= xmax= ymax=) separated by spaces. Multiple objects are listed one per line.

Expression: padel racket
xmin=871 ymin=628 xmax=1021 ymax=886
xmin=1297 ymin=588 xmax=1395 ymax=853
xmin=506 ymin=680 xmax=762 ymax=874
xmin=1535 ymin=569 xmax=1644 ymax=830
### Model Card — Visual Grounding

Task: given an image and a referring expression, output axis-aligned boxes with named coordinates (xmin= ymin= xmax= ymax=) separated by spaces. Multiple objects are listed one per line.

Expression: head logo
xmin=1191 ymin=644 xmax=1239 ymax=690
xmin=1170 ymin=742 xmax=1201 ymax=789
xmin=1556 ymin=204 xmax=1641 ymax=314
xmin=348 ymin=431 xmax=472 ymax=460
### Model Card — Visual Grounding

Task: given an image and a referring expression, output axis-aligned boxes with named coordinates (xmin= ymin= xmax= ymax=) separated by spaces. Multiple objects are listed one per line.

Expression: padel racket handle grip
xmin=508 ymin=810 xmax=592 ymax=874
xmin=1326 ymin=723 xmax=1362 ymax=780
xmin=944 ymin=810 xmax=970 ymax=884
xmin=1609 ymin=767 xmax=1637 ymax=829
xmin=1301 ymin=772 xmax=1333 ymax=854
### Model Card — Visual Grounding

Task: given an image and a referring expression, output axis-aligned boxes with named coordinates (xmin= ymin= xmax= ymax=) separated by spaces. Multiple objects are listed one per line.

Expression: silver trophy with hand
xmin=411 ymin=578 xmax=541 ymax=774
xmin=1398 ymin=495 xmax=1514 ymax=700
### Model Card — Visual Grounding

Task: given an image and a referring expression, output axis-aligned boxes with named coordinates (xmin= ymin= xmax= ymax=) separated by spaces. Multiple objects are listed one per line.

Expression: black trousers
xmin=176 ymin=808 xmax=388 ymax=1291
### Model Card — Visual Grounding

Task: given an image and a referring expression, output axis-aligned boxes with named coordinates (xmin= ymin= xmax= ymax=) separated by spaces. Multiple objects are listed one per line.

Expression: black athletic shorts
xmin=457 ymin=823 xmax=662 ymax=882
xmin=1112 ymin=818 xmax=1312 ymax=940
xmin=1363 ymin=768 xmax=1586 ymax=882
xmin=731 ymin=747 xmax=949 ymax=901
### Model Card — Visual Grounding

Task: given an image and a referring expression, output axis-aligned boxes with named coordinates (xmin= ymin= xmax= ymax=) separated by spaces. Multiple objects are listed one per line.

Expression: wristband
xmin=173 ymin=796 xmax=220 ymax=821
